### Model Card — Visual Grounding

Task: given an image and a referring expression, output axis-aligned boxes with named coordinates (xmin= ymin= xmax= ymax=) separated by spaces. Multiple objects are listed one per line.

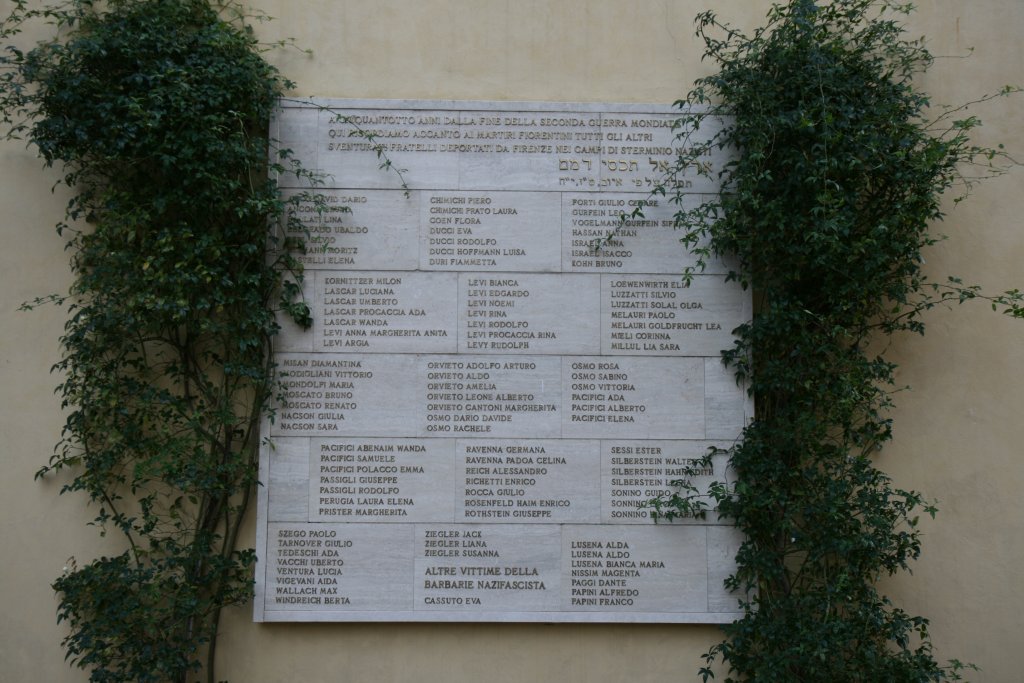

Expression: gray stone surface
xmin=455 ymin=439 xmax=601 ymax=524
xmin=257 ymin=99 xmax=749 ymax=624
xmin=309 ymin=438 xmax=456 ymax=523
xmin=314 ymin=272 xmax=459 ymax=353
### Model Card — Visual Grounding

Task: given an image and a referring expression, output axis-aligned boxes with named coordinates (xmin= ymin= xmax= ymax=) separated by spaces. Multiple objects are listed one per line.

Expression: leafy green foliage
xmin=646 ymin=1 xmax=1021 ymax=680
xmin=0 ymin=1 xmax=329 ymax=680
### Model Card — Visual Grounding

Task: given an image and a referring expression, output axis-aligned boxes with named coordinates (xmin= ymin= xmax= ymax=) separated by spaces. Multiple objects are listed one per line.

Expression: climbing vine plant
xmin=0 ymin=1 xmax=327 ymax=680
xmin=644 ymin=1 xmax=1022 ymax=681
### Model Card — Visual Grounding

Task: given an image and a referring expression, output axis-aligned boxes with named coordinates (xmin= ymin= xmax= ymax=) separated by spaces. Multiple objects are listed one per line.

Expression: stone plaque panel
xmin=600 ymin=274 xmax=750 ymax=357
xmin=459 ymin=273 xmax=601 ymax=355
xmin=266 ymin=522 xmax=413 ymax=613
xmin=414 ymin=524 xmax=562 ymax=612
xmin=284 ymin=189 xmax=421 ymax=271
xmin=600 ymin=439 xmax=729 ymax=524
xmin=561 ymin=356 xmax=706 ymax=439
xmin=316 ymin=108 xmax=464 ymax=189
xmin=561 ymin=191 xmax=728 ymax=275
xmin=309 ymin=437 xmax=456 ymax=523
xmin=257 ymin=100 xmax=750 ymax=624
xmin=456 ymin=439 xmax=600 ymax=524
xmin=313 ymin=271 xmax=459 ymax=354
xmin=421 ymin=190 xmax=563 ymax=272
xmin=560 ymin=525 xmax=708 ymax=613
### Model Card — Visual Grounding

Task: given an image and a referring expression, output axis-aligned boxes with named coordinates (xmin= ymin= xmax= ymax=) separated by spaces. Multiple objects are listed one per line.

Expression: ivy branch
xmin=0 ymin=2 xmax=351 ymax=681
xmin=630 ymin=1 xmax=1021 ymax=681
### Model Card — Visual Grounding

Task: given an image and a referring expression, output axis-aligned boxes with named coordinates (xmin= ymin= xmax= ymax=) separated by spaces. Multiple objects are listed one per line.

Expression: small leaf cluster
xmin=649 ymin=1 xmax=1020 ymax=681
xmin=1 ymin=1 xmax=328 ymax=681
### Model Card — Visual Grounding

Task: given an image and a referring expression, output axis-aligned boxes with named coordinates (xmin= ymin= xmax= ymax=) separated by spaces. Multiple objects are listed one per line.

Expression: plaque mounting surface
xmin=255 ymin=99 xmax=751 ymax=623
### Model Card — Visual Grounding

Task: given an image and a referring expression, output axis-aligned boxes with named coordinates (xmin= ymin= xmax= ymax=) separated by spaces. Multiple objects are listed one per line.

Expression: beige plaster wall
xmin=1 ymin=1 xmax=1020 ymax=681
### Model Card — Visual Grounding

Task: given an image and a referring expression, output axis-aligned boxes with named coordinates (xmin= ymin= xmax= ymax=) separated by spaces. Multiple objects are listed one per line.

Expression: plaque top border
xmin=275 ymin=97 xmax=713 ymax=116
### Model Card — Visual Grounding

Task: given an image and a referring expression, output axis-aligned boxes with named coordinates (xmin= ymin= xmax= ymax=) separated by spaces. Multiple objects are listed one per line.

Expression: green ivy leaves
xmin=2 ymin=1 xmax=322 ymax=681
xmin=653 ymin=1 xmax=1019 ymax=680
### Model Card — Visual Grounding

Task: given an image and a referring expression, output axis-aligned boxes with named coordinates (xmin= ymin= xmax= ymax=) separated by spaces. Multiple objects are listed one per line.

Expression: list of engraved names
xmin=256 ymin=100 xmax=749 ymax=623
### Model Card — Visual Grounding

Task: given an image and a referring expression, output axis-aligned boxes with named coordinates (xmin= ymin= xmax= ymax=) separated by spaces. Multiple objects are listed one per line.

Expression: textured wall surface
xmin=1 ymin=1 xmax=1021 ymax=681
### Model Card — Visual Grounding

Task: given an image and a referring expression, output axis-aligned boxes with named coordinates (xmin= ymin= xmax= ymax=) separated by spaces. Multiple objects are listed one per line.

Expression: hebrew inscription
xmin=256 ymin=100 xmax=750 ymax=623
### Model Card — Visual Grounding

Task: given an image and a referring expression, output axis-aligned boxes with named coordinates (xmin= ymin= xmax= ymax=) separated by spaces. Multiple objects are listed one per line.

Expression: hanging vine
xmin=642 ymin=1 xmax=1022 ymax=681
xmin=0 ymin=1 xmax=332 ymax=680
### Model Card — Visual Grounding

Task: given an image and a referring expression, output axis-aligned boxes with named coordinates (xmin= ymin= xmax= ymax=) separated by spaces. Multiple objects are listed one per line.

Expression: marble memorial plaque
xmin=256 ymin=100 xmax=750 ymax=624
